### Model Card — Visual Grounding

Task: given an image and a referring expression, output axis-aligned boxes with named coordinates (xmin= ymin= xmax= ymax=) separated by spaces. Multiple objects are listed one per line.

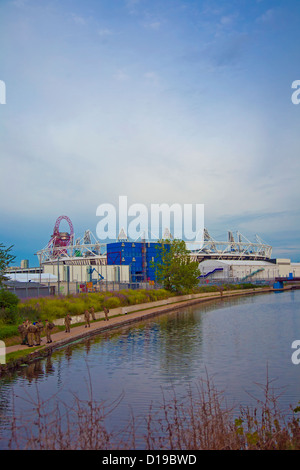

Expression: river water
xmin=0 ymin=289 xmax=300 ymax=448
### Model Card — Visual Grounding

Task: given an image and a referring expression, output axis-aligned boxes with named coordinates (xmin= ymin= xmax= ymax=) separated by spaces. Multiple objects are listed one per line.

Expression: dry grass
xmin=4 ymin=372 xmax=300 ymax=450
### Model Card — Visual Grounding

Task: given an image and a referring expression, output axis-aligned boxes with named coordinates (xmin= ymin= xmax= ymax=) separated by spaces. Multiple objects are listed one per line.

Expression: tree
xmin=0 ymin=243 xmax=15 ymax=287
xmin=153 ymin=239 xmax=201 ymax=293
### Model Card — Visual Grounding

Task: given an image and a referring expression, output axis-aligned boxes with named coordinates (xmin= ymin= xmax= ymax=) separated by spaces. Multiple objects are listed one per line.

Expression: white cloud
xmin=144 ymin=20 xmax=161 ymax=30
xmin=220 ymin=13 xmax=238 ymax=26
xmin=97 ymin=28 xmax=114 ymax=37
xmin=256 ymin=9 xmax=276 ymax=23
xmin=11 ymin=0 xmax=28 ymax=7
xmin=70 ymin=13 xmax=88 ymax=25
xmin=113 ymin=69 xmax=130 ymax=81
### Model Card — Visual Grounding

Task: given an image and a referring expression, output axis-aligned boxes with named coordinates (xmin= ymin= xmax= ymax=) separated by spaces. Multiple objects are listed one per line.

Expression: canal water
xmin=0 ymin=289 xmax=300 ymax=448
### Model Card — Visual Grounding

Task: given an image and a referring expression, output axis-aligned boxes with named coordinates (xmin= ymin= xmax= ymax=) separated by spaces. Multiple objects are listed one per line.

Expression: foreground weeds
xmin=3 ymin=373 xmax=300 ymax=450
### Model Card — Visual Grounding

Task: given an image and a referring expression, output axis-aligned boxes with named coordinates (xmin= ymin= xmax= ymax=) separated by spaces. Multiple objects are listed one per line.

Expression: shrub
xmin=0 ymin=289 xmax=19 ymax=309
xmin=103 ymin=297 xmax=121 ymax=309
xmin=0 ymin=324 xmax=19 ymax=340
xmin=18 ymin=304 xmax=40 ymax=322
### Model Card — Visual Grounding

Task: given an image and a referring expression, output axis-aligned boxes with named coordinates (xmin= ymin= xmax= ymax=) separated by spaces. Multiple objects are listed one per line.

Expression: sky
xmin=1 ymin=0 xmax=300 ymax=266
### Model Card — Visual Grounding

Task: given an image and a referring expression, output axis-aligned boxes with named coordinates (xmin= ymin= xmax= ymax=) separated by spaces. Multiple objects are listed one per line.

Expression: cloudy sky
xmin=1 ymin=0 xmax=300 ymax=265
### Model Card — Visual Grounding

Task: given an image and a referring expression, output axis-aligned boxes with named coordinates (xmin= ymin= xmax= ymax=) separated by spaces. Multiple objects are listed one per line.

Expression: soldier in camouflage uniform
xmin=45 ymin=320 xmax=53 ymax=343
xmin=18 ymin=321 xmax=28 ymax=345
xmin=64 ymin=313 xmax=72 ymax=333
xmin=84 ymin=309 xmax=90 ymax=328
xmin=35 ymin=320 xmax=44 ymax=345
xmin=90 ymin=306 xmax=96 ymax=321
xmin=103 ymin=307 xmax=109 ymax=321
xmin=27 ymin=322 xmax=37 ymax=347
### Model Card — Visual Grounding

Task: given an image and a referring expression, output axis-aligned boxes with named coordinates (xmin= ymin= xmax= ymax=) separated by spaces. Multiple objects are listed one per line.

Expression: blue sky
xmin=1 ymin=0 xmax=300 ymax=265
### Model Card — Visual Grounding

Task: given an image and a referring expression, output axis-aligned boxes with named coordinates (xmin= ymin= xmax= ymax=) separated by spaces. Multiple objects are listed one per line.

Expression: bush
xmin=17 ymin=304 xmax=40 ymax=322
xmin=0 ymin=324 xmax=19 ymax=340
xmin=0 ymin=289 xmax=19 ymax=309
xmin=103 ymin=297 xmax=121 ymax=309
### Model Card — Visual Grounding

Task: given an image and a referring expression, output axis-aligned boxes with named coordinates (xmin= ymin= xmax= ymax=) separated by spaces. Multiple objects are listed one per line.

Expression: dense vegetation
xmin=0 ymin=282 xmax=263 ymax=342
xmin=152 ymin=239 xmax=201 ymax=292
xmin=0 ymin=288 xmax=172 ymax=341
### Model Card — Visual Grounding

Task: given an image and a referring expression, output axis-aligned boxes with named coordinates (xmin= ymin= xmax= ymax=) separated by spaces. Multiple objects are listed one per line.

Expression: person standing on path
xmin=84 ymin=309 xmax=90 ymax=328
xmin=18 ymin=321 xmax=28 ymax=345
xmin=90 ymin=306 xmax=96 ymax=321
xmin=103 ymin=306 xmax=109 ymax=321
xmin=45 ymin=320 xmax=53 ymax=343
xmin=27 ymin=322 xmax=37 ymax=347
xmin=35 ymin=320 xmax=44 ymax=346
xmin=64 ymin=313 xmax=72 ymax=332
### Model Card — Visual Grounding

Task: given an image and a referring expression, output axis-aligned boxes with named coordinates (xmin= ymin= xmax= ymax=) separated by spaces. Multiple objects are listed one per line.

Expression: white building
xmin=275 ymin=259 xmax=300 ymax=278
xmin=42 ymin=261 xmax=130 ymax=284
xmin=199 ymin=259 xmax=278 ymax=281
xmin=198 ymin=258 xmax=300 ymax=282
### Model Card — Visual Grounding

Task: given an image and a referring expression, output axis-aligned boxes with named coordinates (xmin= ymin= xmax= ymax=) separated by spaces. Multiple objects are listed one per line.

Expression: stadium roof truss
xmin=36 ymin=227 xmax=272 ymax=266
xmin=188 ymin=229 xmax=272 ymax=262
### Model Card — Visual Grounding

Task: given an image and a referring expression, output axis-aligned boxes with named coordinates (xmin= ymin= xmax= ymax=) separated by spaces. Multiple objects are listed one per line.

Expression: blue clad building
xmin=106 ymin=241 xmax=169 ymax=283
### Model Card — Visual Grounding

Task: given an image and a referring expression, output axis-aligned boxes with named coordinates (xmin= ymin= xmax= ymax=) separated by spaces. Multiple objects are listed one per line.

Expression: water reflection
xmin=0 ymin=290 xmax=300 ymax=448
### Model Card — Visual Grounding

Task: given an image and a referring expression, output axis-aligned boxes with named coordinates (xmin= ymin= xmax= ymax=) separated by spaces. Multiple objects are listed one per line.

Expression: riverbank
xmin=0 ymin=285 xmax=280 ymax=375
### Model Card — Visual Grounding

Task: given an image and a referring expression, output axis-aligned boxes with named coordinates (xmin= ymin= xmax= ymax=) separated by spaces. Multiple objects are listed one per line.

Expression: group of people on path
xmin=83 ymin=306 xmax=109 ymax=328
xmin=19 ymin=306 xmax=111 ymax=347
xmin=18 ymin=319 xmax=54 ymax=347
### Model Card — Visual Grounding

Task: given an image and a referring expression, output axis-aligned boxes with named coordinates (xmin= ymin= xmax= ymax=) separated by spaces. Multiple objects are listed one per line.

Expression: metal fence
xmin=7 ymin=278 xmax=274 ymax=300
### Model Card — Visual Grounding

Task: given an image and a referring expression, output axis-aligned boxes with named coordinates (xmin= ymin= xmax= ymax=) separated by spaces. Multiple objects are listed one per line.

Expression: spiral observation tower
xmin=47 ymin=215 xmax=75 ymax=258
xmin=37 ymin=216 xmax=107 ymax=265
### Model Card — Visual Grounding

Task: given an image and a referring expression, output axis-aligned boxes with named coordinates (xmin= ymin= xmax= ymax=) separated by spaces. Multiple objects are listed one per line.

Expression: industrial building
xmin=198 ymin=259 xmax=278 ymax=282
xmin=107 ymin=241 xmax=169 ymax=283
xmin=5 ymin=216 xmax=300 ymax=297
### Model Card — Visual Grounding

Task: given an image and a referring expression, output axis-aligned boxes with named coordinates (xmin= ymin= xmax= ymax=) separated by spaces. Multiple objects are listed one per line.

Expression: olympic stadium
xmin=6 ymin=215 xmax=300 ymax=292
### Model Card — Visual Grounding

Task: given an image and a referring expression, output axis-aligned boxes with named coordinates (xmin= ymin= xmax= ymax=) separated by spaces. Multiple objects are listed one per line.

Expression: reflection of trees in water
xmin=156 ymin=308 xmax=204 ymax=378
xmin=0 ymin=355 xmax=56 ymax=438
xmin=85 ymin=306 xmax=205 ymax=380
xmin=17 ymin=356 xmax=56 ymax=383
xmin=106 ymin=296 xmax=254 ymax=380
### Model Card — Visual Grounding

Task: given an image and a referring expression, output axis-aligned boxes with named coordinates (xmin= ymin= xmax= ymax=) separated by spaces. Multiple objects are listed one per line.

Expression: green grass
xmin=5 ymin=345 xmax=43 ymax=364
xmin=0 ymin=324 xmax=19 ymax=340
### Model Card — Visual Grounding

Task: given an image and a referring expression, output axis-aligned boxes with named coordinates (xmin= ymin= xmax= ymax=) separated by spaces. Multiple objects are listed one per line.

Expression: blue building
xmin=106 ymin=241 xmax=169 ymax=283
